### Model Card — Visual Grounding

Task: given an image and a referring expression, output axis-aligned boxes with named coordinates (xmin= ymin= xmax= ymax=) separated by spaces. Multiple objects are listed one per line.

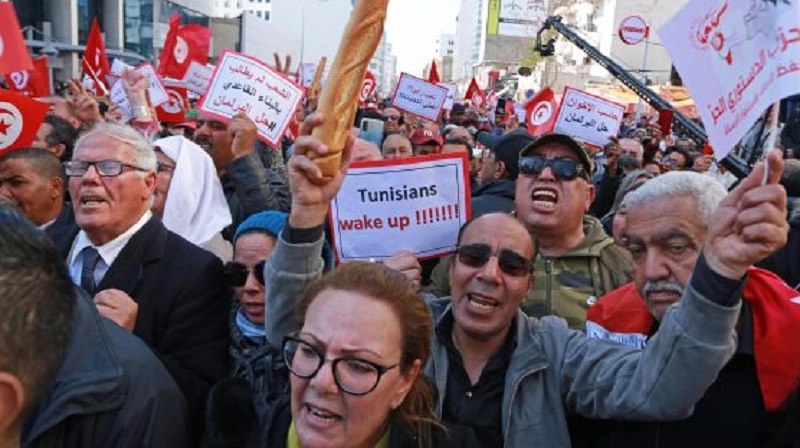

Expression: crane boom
xmin=535 ymin=15 xmax=753 ymax=178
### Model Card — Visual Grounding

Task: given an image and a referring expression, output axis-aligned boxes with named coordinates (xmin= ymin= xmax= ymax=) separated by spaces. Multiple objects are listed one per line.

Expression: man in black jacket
xmin=194 ymin=112 xmax=291 ymax=240
xmin=472 ymin=128 xmax=535 ymax=216
xmin=0 ymin=207 xmax=73 ymax=448
xmin=56 ymin=123 xmax=229 ymax=444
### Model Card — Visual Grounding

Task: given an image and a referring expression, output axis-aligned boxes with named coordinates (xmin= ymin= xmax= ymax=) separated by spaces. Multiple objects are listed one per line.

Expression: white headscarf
xmin=155 ymin=136 xmax=232 ymax=247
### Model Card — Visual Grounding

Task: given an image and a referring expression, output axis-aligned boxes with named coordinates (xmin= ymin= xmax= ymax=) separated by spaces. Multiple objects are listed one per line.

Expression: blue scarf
xmin=236 ymin=308 xmax=266 ymax=340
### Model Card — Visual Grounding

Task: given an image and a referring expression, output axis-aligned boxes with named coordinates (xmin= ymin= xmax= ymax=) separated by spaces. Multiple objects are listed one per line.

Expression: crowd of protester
xmin=0 ymin=59 xmax=799 ymax=448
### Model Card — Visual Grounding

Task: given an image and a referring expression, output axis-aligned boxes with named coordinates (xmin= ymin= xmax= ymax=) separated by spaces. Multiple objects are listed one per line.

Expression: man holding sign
xmin=193 ymin=112 xmax=290 ymax=240
xmin=263 ymin=112 xmax=789 ymax=448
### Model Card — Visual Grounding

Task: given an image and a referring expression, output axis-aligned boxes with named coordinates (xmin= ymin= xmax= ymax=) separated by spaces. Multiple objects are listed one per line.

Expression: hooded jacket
xmin=23 ymin=290 xmax=190 ymax=448
xmin=524 ymin=216 xmax=633 ymax=329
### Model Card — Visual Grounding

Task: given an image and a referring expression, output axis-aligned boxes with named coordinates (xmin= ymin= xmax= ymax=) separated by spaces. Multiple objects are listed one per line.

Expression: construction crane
xmin=534 ymin=15 xmax=754 ymax=178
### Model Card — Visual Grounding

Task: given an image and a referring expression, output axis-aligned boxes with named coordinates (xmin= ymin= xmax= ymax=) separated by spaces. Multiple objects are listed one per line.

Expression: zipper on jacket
xmin=545 ymin=259 xmax=553 ymax=316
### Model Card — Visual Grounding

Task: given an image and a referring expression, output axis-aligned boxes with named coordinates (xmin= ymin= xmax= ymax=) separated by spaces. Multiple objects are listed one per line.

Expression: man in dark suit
xmin=55 ymin=123 xmax=230 ymax=443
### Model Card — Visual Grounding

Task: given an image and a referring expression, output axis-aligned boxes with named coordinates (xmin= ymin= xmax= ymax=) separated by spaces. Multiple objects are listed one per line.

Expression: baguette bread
xmin=309 ymin=0 xmax=389 ymax=180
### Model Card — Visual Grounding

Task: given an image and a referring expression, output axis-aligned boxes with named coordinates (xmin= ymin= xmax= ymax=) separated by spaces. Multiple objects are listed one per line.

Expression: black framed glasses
xmin=519 ymin=156 xmax=586 ymax=181
xmin=456 ymin=243 xmax=531 ymax=277
xmin=384 ymin=115 xmax=401 ymax=122
xmin=224 ymin=260 xmax=266 ymax=287
xmin=64 ymin=160 xmax=149 ymax=177
xmin=282 ymin=336 xmax=400 ymax=396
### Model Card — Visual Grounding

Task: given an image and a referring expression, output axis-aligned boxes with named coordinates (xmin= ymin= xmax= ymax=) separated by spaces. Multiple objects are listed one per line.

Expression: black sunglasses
xmin=519 ymin=156 xmax=586 ymax=181
xmin=223 ymin=260 xmax=266 ymax=287
xmin=456 ymin=243 xmax=531 ymax=277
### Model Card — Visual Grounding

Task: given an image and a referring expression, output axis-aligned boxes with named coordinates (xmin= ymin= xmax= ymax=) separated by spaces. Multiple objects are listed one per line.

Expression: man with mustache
xmin=578 ymin=169 xmax=800 ymax=448
xmin=194 ymin=112 xmax=291 ymax=240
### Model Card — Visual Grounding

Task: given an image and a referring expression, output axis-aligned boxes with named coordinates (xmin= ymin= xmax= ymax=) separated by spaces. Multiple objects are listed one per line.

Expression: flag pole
xmin=81 ymin=56 xmax=109 ymax=96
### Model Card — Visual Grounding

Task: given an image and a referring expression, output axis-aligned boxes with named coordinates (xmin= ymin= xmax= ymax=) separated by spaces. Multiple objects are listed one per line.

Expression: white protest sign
xmin=199 ymin=50 xmax=305 ymax=146
xmin=136 ymin=63 xmax=169 ymax=107
xmin=107 ymin=59 xmax=134 ymax=86
xmin=183 ymin=60 xmax=214 ymax=95
xmin=110 ymin=59 xmax=134 ymax=75
xmin=329 ymin=154 xmax=472 ymax=262
xmin=553 ymin=87 xmax=625 ymax=147
xmin=438 ymin=83 xmax=458 ymax=110
xmin=660 ymin=0 xmax=800 ymax=159
xmin=515 ymin=103 xmax=527 ymax=123
xmin=109 ymin=80 xmax=132 ymax=122
xmin=391 ymin=73 xmax=449 ymax=122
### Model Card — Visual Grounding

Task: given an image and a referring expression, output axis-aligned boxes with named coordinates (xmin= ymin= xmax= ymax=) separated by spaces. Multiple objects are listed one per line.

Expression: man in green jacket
xmin=429 ymin=133 xmax=632 ymax=329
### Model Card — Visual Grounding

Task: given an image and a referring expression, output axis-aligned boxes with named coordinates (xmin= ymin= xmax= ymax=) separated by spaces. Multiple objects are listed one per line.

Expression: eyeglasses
xmin=518 ymin=156 xmax=586 ymax=181
xmin=64 ymin=160 xmax=149 ymax=177
xmin=384 ymin=115 xmax=401 ymax=122
xmin=282 ymin=336 xmax=400 ymax=396
xmin=224 ymin=260 xmax=265 ymax=287
xmin=456 ymin=243 xmax=531 ymax=277
xmin=156 ymin=161 xmax=176 ymax=173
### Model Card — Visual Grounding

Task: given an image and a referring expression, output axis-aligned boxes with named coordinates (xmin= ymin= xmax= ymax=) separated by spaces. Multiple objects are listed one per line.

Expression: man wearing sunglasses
xmin=263 ymin=113 xmax=788 ymax=448
xmin=53 ymin=123 xmax=230 ymax=444
xmin=382 ymin=107 xmax=403 ymax=136
xmin=515 ymin=133 xmax=634 ymax=329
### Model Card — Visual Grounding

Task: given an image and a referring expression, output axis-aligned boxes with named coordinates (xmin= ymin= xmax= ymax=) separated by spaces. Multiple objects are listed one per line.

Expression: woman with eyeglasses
xmin=262 ymin=262 xmax=478 ymax=448
xmin=206 ymin=249 xmax=476 ymax=447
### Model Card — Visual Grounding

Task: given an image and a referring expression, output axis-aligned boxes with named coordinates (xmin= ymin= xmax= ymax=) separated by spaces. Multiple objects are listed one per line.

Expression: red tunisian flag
xmin=6 ymin=56 xmax=50 ymax=97
xmin=525 ymin=87 xmax=558 ymax=136
xmin=0 ymin=2 xmax=33 ymax=75
xmin=428 ymin=60 xmax=441 ymax=84
xmin=82 ymin=18 xmax=110 ymax=90
xmin=464 ymin=77 xmax=485 ymax=108
xmin=0 ymin=90 xmax=49 ymax=156
xmin=156 ymin=85 xmax=189 ymax=123
xmin=358 ymin=71 xmax=377 ymax=106
xmin=158 ymin=15 xmax=211 ymax=80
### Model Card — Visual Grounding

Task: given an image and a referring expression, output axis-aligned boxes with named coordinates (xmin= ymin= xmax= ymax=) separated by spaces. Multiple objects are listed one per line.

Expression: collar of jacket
xmin=426 ymin=298 xmax=549 ymax=428
xmin=23 ymin=290 xmax=127 ymax=443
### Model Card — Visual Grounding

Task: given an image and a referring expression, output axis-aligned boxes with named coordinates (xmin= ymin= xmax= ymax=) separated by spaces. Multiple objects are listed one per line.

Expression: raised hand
xmin=67 ymin=79 xmax=103 ymax=126
xmin=383 ymin=250 xmax=422 ymax=291
xmin=288 ymin=112 xmax=354 ymax=229
xmin=229 ymin=112 xmax=258 ymax=159
xmin=703 ymin=151 xmax=788 ymax=279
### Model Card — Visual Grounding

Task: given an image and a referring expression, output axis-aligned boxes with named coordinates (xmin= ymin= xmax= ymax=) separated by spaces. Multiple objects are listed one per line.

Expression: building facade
xmin=11 ymin=0 xmax=214 ymax=84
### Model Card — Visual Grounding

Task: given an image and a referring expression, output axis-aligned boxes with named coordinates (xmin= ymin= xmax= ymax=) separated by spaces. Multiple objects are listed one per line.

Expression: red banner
xmin=0 ymin=90 xmax=49 ymax=156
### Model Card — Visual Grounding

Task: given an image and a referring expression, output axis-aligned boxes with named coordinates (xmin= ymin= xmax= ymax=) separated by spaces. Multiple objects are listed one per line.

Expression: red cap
xmin=410 ymin=128 xmax=443 ymax=146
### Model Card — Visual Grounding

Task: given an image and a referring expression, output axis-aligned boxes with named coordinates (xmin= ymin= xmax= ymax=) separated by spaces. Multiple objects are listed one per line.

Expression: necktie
xmin=80 ymin=247 xmax=101 ymax=296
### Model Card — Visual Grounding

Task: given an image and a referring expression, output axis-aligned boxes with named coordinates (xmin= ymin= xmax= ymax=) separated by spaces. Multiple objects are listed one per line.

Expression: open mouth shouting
xmin=530 ymin=187 xmax=559 ymax=210
xmin=466 ymin=292 xmax=500 ymax=313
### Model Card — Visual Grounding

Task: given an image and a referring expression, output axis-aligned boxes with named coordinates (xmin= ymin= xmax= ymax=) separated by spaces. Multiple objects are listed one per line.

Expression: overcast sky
xmin=385 ymin=0 xmax=461 ymax=76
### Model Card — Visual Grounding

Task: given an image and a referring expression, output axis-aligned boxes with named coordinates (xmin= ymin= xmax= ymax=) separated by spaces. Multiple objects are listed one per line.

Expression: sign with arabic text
xmin=199 ymin=50 xmax=305 ymax=146
xmin=553 ymin=87 xmax=625 ymax=148
xmin=659 ymin=0 xmax=800 ymax=160
xmin=329 ymin=153 xmax=471 ymax=263
xmin=136 ymin=63 xmax=169 ymax=107
xmin=183 ymin=60 xmax=214 ymax=95
xmin=107 ymin=63 xmax=171 ymax=121
xmin=391 ymin=73 xmax=449 ymax=122
xmin=438 ymin=83 xmax=458 ymax=111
